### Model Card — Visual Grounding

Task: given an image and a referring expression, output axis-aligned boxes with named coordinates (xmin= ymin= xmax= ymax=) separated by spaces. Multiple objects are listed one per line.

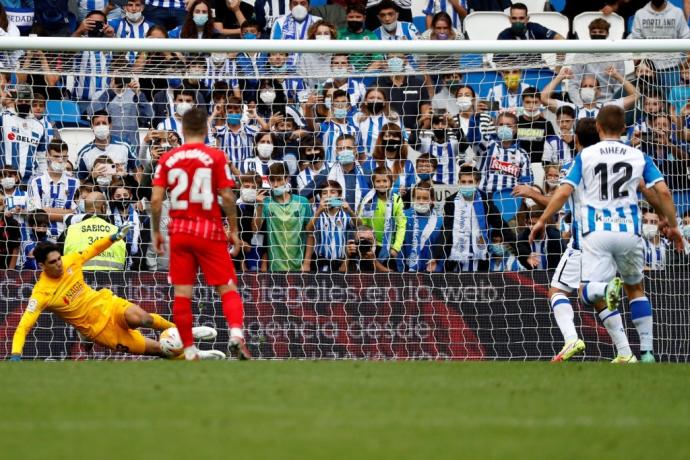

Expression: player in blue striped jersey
xmin=307 ymin=180 xmax=359 ymax=273
xmin=531 ymin=106 xmax=684 ymax=363
xmin=0 ymin=85 xmax=47 ymax=184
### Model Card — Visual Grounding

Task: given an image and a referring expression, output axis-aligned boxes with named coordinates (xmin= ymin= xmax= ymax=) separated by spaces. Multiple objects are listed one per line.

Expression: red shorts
xmin=168 ymin=233 xmax=237 ymax=286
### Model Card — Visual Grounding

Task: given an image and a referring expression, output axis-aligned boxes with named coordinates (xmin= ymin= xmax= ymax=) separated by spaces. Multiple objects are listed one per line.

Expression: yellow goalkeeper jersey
xmin=11 ymin=236 xmax=120 ymax=355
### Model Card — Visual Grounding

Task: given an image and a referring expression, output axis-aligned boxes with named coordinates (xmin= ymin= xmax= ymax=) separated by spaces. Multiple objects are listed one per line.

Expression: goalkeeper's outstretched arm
xmin=10 ymin=298 xmax=45 ymax=360
xmin=77 ymin=223 xmax=135 ymax=264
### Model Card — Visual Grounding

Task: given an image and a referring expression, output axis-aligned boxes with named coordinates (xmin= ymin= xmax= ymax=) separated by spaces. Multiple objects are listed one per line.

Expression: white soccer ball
xmin=159 ymin=328 xmax=183 ymax=357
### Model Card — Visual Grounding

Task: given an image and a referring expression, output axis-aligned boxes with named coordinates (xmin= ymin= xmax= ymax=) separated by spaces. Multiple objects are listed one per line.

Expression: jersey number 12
xmin=593 ymin=162 xmax=632 ymax=201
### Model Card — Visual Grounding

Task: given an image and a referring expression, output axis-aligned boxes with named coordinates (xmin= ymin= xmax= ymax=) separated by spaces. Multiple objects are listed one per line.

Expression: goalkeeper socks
xmin=581 ymin=282 xmax=607 ymax=306
xmin=172 ymin=296 xmax=194 ymax=348
xmin=550 ymin=293 xmax=578 ymax=342
xmin=221 ymin=290 xmax=244 ymax=333
xmin=599 ymin=309 xmax=632 ymax=357
xmin=150 ymin=313 xmax=175 ymax=331
xmin=630 ymin=296 xmax=654 ymax=352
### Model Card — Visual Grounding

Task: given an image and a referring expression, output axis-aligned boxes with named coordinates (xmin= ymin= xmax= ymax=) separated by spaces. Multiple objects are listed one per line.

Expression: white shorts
xmin=581 ymin=231 xmax=645 ymax=285
xmin=550 ymin=247 xmax=581 ymax=293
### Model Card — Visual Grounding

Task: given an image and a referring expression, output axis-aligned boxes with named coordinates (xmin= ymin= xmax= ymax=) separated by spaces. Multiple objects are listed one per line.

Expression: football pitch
xmin=1 ymin=361 xmax=689 ymax=460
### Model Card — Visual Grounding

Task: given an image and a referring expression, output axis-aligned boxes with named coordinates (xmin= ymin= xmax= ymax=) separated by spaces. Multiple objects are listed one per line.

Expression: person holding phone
xmin=306 ymin=180 xmax=359 ymax=273
xmin=0 ymin=188 xmax=21 ymax=269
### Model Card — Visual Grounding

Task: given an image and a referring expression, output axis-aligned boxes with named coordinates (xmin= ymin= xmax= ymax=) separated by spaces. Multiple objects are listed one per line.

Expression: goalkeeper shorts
xmin=93 ymin=296 xmax=146 ymax=355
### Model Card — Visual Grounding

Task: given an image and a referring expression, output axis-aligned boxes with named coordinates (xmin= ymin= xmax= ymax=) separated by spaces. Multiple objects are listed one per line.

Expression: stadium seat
xmin=413 ymin=16 xmax=427 ymax=33
xmin=46 ymin=100 xmax=89 ymax=127
xmin=520 ymin=0 xmax=549 ymax=12
xmin=59 ymin=127 xmax=94 ymax=164
xmin=463 ymin=12 xmax=511 ymax=40
xmin=528 ymin=12 xmax=569 ymax=38
xmin=572 ymin=12 xmax=625 ymax=40
xmin=549 ymin=0 xmax=565 ymax=12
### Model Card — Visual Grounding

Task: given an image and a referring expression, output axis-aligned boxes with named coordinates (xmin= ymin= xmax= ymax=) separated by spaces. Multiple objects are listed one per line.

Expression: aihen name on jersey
xmin=7 ymin=130 xmax=40 ymax=146
xmin=163 ymin=149 xmax=214 ymax=168
xmin=599 ymin=145 xmax=627 ymax=155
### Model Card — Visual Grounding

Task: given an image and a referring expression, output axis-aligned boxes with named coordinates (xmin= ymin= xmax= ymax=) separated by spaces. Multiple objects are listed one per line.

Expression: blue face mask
xmin=168 ymin=78 xmax=182 ymax=89
xmin=227 ymin=113 xmax=242 ymax=126
xmin=460 ymin=185 xmax=476 ymax=199
xmin=417 ymin=172 xmax=432 ymax=182
xmin=243 ymin=32 xmax=257 ymax=39
xmin=333 ymin=107 xmax=348 ymax=119
xmin=328 ymin=198 xmax=343 ymax=208
xmin=489 ymin=243 xmax=505 ymax=256
xmin=272 ymin=184 xmax=288 ymax=196
xmin=193 ymin=14 xmax=208 ymax=27
xmin=337 ymin=150 xmax=355 ymax=165
xmin=272 ymin=64 xmax=287 ymax=74
xmin=388 ymin=57 xmax=404 ymax=73
xmin=496 ymin=125 xmax=514 ymax=141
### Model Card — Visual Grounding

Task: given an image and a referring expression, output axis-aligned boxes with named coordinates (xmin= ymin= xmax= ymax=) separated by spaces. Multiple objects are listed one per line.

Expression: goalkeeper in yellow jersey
xmin=10 ymin=223 xmax=225 ymax=361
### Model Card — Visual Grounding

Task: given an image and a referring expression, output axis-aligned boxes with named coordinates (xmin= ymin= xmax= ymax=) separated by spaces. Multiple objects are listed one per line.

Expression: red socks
xmin=172 ymin=296 xmax=194 ymax=348
xmin=221 ymin=290 xmax=244 ymax=330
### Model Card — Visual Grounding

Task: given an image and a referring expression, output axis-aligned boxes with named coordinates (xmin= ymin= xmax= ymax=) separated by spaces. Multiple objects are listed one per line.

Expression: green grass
xmin=1 ymin=362 xmax=689 ymax=460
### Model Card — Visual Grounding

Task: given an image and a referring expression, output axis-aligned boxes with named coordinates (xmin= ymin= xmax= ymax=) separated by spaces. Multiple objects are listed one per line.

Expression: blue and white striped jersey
xmin=418 ymin=137 xmax=460 ymax=185
xmin=643 ymin=238 xmax=667 ymax=270
xmin=271 ymin=13 xmax=322 ymax=40
xmin=476 ymin=140 xmax=532 ymax=193
xmin=255 ymin=0 xmax=290 ymax=31
xmin=542 ymin=134 xmax=573 ymax=166
xmin=317 ymin=120 xmax=364 ymax=163
xmin=314 ymin=208 xmax=352 ymax=260
xmin=214 ymin=124 xmax=258 ymax=168
xmin=109 ymin=18 xmax=152 ymax=62
xmin=325 ymin=78 xmax=367 ymax=109
xmin=145 ymin=0 xmax=184 ymax=8
xmin=66 ymin=51 xmax=111 ymax=102
xmin=76 ymin=140 xmax=137 ymax=181
xmin=373 ymin=21 xmax=419 ymax=41
xmin=489 ymin=253 xmax=523 ymax=272
xmin=487 ymin=82 xmax=530 ymax=110
xmin=563 ymin=140 xmax=664 ymax=236
xmin=79 ymin=0 xmax=107 ymax=12
xmin=0 ymin=112 xmax=47 ymax=184
xmin=560 ymin=160 xmax=584 ymax=250
xmin=555 ymin=99 xmax=625 ymax=121
xmin=353 ymin=113 xmax=402 ymax=157
xmin=28 ymin=172 xmax=79 ymax=238
xmin=422 ymin=0 xmax=467 ymax=28
xmin=240 ymin=158 xmax=278 ymax=187
xmin=204 ymin=57 xmax=240 ymax=90
xmin=156 ymin=117 xmax=184 ymax=143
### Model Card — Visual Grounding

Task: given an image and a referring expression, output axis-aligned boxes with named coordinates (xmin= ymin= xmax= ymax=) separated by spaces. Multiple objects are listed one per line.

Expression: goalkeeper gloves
xmin=9 ymin=354 xmax=21 ymax=362
xmin=111 ymin=222 xmax=135 ymax=242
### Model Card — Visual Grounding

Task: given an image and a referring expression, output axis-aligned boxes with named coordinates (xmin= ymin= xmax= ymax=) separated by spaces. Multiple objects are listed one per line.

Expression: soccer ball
xmin=159 ymin=328 xmax=183 ymax=357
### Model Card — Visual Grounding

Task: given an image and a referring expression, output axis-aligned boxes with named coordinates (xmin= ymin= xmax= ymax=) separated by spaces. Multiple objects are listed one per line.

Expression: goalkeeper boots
xmin=611 ymin=354 xmax=638 ymax=364
xmin=640 ymin=351 xmax=656 ymax=363
xmin=551 ymin=339 xmax=586 ymax=362
xmin=605 ymin=277 xmax=623 ymax=311
xmin=229 ymin=336 xmax=252 ymax=360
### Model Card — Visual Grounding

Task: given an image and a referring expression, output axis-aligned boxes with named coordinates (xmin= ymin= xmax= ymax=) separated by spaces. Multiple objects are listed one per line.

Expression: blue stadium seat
xmin=549 ymin=0 xmax=565 ymax=12
xmin=463 ymin=70 xmax=499 ymax=100
xmin=492 ymin=190 xmax=523 ymax=223
xmin=522 ymin=68 xmax=556 ymax=91
xmin=413 ymin=16 xmax=427 ymax=33
xmin=46 ymin=100 xmax=88 ymax=127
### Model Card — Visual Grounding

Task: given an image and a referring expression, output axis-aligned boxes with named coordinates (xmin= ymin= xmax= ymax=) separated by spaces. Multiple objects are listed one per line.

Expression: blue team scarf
xmin=406 ymin=210 xmax=439 ymax=271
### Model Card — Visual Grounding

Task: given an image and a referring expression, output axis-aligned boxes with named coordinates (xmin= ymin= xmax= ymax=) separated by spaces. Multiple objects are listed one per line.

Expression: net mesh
xmin=0 ymin=41 xmax=689 ymax=361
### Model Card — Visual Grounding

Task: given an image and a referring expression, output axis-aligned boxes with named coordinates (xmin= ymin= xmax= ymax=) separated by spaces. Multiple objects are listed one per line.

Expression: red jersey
xmin=152 ymin=143 xmax=235 ymax=241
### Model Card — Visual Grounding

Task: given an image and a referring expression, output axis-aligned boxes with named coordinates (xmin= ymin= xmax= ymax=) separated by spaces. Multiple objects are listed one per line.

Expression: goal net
xmin=0 ymin=37 xmax=688 ymax=361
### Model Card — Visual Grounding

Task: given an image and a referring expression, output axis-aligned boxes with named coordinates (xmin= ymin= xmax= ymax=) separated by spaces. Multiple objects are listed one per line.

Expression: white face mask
xmin=413 ymin=203 xmax=430 ymax=214
xmin=125 ymin=11 xmax=142 ymax=22
xmin=580 ymin=87 xmax=596 ymax=104
xmin=291 ymin=4 xmax=308 ymax=21
xmin=240 ymin=188 xmax=257 ymax=203
xmin=96 ymin=175 xmax=112 ymax=187
xmin=525 ymin=198 xmax=537 ymax=208
xmin=1 ymin=177 xmax=16 ymax=189
xmin=77 ymin=199 xmax=86 ymax=213
xmin=642 ymin=224 xmax=658 ymax=240
xmin=257 ymin=143 xmax=274 ymax=159
xmin=523 ymin=107 xmax=542 ymax=118
xmin=315 ymin=33 xmax=331 ymax=40
xmin=50 ymin=160 xmax=66 ymax=173
xmin=546 ymin=179 xmax=560 ymax=188
xmin=383 ymin=21 xmax=397 ymax=32
xmin=93 ymin=124 xmax=110 ymax=140
xmin=211 ymin=53 xmax=226 ymax=64
xmin=456 ymin=96 xmax=473 ymax=112
xmin=260 ymin=90 xmax=276 ymax=104
xmin=176 ymin=102 xmax=193 ymax=116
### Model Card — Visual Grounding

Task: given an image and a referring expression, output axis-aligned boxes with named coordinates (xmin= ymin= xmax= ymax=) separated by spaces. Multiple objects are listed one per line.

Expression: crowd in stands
xmin=0 ymin=0 xmax=690 ymax=273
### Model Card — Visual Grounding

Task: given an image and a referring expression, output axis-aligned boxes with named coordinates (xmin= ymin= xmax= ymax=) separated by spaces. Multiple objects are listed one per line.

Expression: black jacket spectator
xmin=516 ymin=226 xmax=565 ymax=270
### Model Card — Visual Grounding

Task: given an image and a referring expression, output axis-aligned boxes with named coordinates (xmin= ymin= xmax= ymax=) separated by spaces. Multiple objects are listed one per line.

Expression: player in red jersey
xmin=150 ymin=108 xmax=251 ymax=361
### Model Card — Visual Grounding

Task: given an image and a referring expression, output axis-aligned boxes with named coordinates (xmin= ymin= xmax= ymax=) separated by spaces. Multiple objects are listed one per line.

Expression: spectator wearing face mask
xmin=301 ymin=134 xmax=371 ymax=211
xmin=168 ymin=0 xmax=220 ymax=39
xmin=372 ymin=0 xmax=417 ymax=41
xmin=0 ymin=188 xmax=20 ymax=269
xmin=542 ymin=106 xmax=576 ymax=166
xmin=298 ymin=20 xmax=338 ymax=89
xmin=487 ymin=229 xmax=523 ymax=272
xmin=28 ymin=141 xmax=79 ymax=241
xmin=354 ymin=87 xmax=403 ymax=157
xmin=110 ymin=185 xmax=143 ymax=270
xmin=110 ymin=0 xmax=153 ymax=64
xmin=0 ymin=84 xmax=48 ymax=184
xmin=315 ymin=89 xmax=364 ymax=164
xmin=497 ymin=3 xmax=564 ymax=41
xmin=241 ymin=132 xmax=280 ymax=188
xmin=423 ymin=4 xmax=466 ymax=34
xmin=235 ymin=173 xmax=266 ymax=272
xmin=365 ymin=124 xmax=416 ymax=200
xmin=254 ymin=162 xmax=314 ymax=272
xmin=155 ymin=89 xmax=196 ymax=143
xmin=487 ymin=69 xmax=530 ymax=112
xmin=204 ymin=50 xmax=241 ymax=97
xmin=416 ymin=114 xmax=461 ymax=186
xmin=1 ymin=167 xmax=28 ymax=238
xmin=296 ymin=140 xmax=327 ymax=193
xmin=542 ymin=67 xmax=639 ymax=121
xmin=324 ymin=54 xmax=368 ymax=113
xmin=376 ymin=53 xmax=430 ymax=128
xmin=77 ymin=111 xmax=138 ymax=182
xmin=26 ymin=94 xmax=57 ymax=172
xmin=307 ymin=179 xmax=359 ymax=273
xmin=336 ymin=4 xmax=385 ymax=72
xmin=641 ymin=209 xmax=668 ymax=271
xmin=271 ymin=0 xmax=322 ymax=40
xmin=212 ymin=96 xmax=258 ymax=179
xmin=517 ymin=87 xmax=555 ymax=186
xmin=21 ymin=209 xmax=51 ymax=269
xmin=401 ymin=183 xmax=443 ymax=272
xmin=342 ymin=224 xmax=387 ymax=273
